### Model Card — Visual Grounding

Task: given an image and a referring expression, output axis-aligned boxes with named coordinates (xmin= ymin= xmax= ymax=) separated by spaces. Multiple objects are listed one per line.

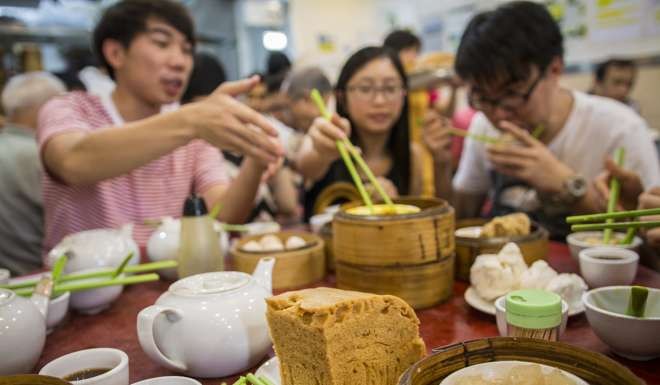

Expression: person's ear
xmin=547 ymin=56 xmax=564 ymax=79
xmin=102 ymin=39 xmax=127 ymax=74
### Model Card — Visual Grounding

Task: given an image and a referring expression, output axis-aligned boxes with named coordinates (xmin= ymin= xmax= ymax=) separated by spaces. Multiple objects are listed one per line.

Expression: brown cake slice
xmin=266 ymin=287 xmax=426 ymax=385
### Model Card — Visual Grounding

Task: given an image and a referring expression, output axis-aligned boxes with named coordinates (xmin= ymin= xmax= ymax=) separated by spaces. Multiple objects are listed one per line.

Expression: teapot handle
xmin=137 ymin=305 xmax=187 ymax=372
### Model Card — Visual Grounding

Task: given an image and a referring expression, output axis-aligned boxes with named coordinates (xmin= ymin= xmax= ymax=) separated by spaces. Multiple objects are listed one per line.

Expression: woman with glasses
xmin=295 ymin=46 xmax=428 ymax=219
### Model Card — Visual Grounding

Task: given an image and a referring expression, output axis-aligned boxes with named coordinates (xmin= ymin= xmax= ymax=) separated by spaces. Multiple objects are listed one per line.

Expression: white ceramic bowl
xmin=131 ymin=376 xmax=202 ymax=385
xmin=494 ymin=296 xmax=569 ymax=338
xmin=69 ymin=268 xmax=124 ymax=314
xmin=566 ymin=231 xmax=642 ymax=262
xmin=579 ymin=247 xmax=638 ymax=288
xmin=47 ymin=291 xmax=70 ymax=333
xmin=583 ymin=286 xmax=660 ymax=360
xmin=40 ymin=348 xmax=129 ymax=385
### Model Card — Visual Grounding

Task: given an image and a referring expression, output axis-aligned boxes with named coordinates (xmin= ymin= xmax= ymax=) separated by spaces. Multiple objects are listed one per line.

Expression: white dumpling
xmin=259 ymin=234 xmax=284 ymax=251
xmin=241 ymin=240 xmax=263 ymax=252
xmin=497 ymin=242 xmax=528 ymax=282
xmin=545 ymin=273 xmax=587 ymax=310
xmin=470 ymin=254 xmax=520 ymax=301
xmin=520 ymin=260 xmax=558 ymax=290
xmin=285 ymin=236 xmax=307 ymax=250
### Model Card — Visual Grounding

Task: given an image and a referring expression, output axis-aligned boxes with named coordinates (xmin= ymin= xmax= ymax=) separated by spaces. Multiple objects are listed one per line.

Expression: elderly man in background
xmin=0 ymin=72 xmax=65 ymax=275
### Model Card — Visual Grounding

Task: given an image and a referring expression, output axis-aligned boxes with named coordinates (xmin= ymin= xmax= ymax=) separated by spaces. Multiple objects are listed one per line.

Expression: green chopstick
xmin=604 ymin=147 xmax=625 ymax=243
xmin=621 ymin=227 xmax=637 ymax=245
xmin=531 ymin=124 xmax=545 ymax=139
xmin=0 ymin=260 xmax=178 ymax=290
xmin=448 ymin=128 xmax=500 ymax=144
xmin=14 ymin=273 xmax=160 ymax=297
xmin=625 ymin=286 xmax=649 ymax=317
xmin=112 ymin=252 xmax=133 ymax=279
xmin=221 ymin=223 xmax=250 ymax=232
xmin=571 ymin=220 xmax=660 ymax=232
xmin=209 ymin=202 xmax=223 ymax=220
xmin=51 ymin=254 xmax=68 ymax=284
xmin=566 ymin=208 xmax=660 ymax=223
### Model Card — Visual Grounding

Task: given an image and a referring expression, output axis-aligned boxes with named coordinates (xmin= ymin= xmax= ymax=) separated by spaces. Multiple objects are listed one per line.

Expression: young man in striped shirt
xmin=37 ymin=0 xmax=284 ymax=252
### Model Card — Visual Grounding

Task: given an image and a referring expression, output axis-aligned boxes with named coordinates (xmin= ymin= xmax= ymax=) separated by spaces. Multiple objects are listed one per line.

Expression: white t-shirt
xmin=454 ymin=91 xmax=660 ymax=194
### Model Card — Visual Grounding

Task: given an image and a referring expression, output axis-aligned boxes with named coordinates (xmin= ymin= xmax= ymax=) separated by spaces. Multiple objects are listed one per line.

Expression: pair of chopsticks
xmin=566 ymin=208 xmax=660 ymax=241
xmin=310 ymin=89 xmax=394 ymax=213
xmin=1 ymin=259 xmax=176 ymax=294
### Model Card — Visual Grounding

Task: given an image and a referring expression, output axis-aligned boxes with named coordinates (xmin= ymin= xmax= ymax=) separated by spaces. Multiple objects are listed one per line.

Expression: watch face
xmin=568 ymin=176 xmax=587 ymax=197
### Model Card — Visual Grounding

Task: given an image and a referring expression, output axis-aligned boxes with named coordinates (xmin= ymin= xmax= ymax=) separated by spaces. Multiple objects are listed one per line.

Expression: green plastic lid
xmin=506 ymin=289 xmax=562 ymax=329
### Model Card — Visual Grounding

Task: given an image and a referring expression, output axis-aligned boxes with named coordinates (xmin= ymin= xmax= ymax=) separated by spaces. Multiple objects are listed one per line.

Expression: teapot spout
xmin=252 ymin=257 xmax=275 ymax=295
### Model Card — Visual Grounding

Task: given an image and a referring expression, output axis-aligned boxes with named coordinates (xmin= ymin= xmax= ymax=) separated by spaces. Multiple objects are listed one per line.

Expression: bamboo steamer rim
xmin=335 ymin=196 xmax=451 ymax=222
xmin=455 ymin=219 xmax=549 ymax=246
xmin=398 ymin=337 xmax=643 ymax=385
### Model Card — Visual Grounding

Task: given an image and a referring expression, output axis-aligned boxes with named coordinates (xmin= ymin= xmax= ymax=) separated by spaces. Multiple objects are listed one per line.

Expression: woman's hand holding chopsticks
xmin=308 ymin=115 xmax=352 ymax=160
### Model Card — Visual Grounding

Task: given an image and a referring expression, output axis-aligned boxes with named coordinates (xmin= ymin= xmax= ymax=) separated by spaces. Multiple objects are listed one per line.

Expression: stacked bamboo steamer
xmin=333 ymin=197 xmax=455 ymax=309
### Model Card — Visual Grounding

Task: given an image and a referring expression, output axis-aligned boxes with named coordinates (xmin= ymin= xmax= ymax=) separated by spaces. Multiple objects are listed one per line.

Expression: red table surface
xmin=34 ymin=242 xmax=660 ymax=385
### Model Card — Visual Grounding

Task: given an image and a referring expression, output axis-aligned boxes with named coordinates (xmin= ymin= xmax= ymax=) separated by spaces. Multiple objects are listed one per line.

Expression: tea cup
xmin=39 ymin=348 xmax=129 ymax=385
xmin=579 ymin=247 xmax=639 ymax=288
xmin=132 ymin=377 xmax=202 ymax=385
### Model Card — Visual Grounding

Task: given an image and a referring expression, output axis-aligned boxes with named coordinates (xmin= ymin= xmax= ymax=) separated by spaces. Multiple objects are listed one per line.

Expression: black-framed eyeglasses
xmin=468 ymin=72 xmax=544 ymax=112
xmin=346 ymin=84 xmax=406 ymax=102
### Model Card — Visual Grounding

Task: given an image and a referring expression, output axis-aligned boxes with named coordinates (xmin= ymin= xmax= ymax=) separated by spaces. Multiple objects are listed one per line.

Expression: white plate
xmin=441 ymin=360 xmax=588 ymax=385
xmin=255 ymin=356 xmax=280 ymax=385
xmin=464 ymin=287 xmax=585 ymax=317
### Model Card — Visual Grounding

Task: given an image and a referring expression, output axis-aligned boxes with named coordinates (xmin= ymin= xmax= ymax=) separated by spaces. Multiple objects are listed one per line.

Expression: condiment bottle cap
xmin=183 ymin=194 xmax=208 ymax=217
xmin=505 ymin=289 xmax=561 ymax=329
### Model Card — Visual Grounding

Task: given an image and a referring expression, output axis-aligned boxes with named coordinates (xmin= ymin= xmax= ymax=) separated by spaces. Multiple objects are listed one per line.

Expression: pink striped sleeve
xmin=193 ymin=140 xmax=230 ymax=194
xmin=37 ymin=92 xmax=94 ymax=152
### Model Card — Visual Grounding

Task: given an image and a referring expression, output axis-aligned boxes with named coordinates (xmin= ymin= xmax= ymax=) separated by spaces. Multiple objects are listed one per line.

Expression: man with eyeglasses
xmin=425 ymin=1 xmax=659 ymax=239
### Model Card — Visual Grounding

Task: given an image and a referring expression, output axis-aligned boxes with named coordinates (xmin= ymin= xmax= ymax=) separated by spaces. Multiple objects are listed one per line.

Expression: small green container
xmin=505 ymin=289 xmax=562 ymax=341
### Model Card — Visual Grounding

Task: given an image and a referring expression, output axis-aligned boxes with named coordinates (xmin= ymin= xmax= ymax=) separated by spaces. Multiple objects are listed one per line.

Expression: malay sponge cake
xmin=266 ymin=287 xmax=426 ymax=385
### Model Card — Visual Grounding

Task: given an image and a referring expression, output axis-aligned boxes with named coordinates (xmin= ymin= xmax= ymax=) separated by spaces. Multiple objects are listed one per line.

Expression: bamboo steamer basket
xmin=231 ymin=231 xmax=325 ymax=290
xmin=398 ymin=337 xmax=643 ymax=385
xmin=319 ymin=221 xmax=335 ymax=271
xmin=333 ymin=197 xmax=455 ymax=267
xmin=335 ymin=256 xmax=454 ymax=309
xmin=455 ymin=218 xmax=549 ymax=282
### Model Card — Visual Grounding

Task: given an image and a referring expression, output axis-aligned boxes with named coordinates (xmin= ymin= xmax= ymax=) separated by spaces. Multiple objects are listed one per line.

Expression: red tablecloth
xmin=35 ymin=243 xmax=660 ymax=384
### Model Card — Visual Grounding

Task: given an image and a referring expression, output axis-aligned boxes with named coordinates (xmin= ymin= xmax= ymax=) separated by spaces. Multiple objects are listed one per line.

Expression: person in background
xmin=281 ymin=66 xmax=332 ymax=135
xmin=0 ymin=72 xmax=65 ymax=275
xmin=296 ymin=46 xmax=435 ymax=219
xmin=424 ymin=1 xmax=659 ymax=240
xmin=182 ymin=52 xmax=299 ymax=222
xmin=590 ymin=58 xmax=640 ymax=114
xmin=37 ymin=0 xmax=283 ymax=254
xmin=383 ymin=29 xmax=422 ymax=72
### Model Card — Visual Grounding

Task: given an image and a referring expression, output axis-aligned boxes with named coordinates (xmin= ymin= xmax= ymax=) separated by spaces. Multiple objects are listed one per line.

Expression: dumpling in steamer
xmin=481 ymin=213 xmax=531 ymax=238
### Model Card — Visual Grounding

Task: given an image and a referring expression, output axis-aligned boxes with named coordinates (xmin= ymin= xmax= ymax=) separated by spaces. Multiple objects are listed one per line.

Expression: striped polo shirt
xmin=37 ymin=92 xmax=228 ymax=254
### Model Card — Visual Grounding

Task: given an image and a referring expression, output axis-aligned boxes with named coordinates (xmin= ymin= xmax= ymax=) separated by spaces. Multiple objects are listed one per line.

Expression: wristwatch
xmin=548 ymin=174 xmax=587 ymax=206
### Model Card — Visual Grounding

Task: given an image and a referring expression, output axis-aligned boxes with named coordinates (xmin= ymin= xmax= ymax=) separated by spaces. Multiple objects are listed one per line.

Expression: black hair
xmin=383 ymin=29 xmax=421 ymax=53
xmin=335 ymin=46 xmax=411 ymax=195
xmin=266 ymin=51 xmax=291 ymax=76
xmin=595 ymin=58 xmax=636 ymax=82
xmin=455 ymin=1 xmax=563 ymax=87
xmin=181 ymin=52 xmax=226 ymax=104
xmin=93 ymin=0 xmax=196 ymax=80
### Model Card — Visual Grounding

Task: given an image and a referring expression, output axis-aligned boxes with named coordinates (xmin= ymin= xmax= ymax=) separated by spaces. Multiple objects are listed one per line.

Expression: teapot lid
xmin=169 ymin=272 xmax=250 ymax=296
xmin=0 ymin=288 xmax=15 ymax=306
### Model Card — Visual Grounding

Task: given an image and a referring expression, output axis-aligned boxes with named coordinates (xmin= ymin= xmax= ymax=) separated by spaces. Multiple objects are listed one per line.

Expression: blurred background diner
xmin=0 ymin=0 xmax=658 ymax=273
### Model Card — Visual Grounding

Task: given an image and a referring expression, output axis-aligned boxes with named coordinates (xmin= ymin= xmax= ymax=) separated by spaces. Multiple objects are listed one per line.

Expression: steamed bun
xmin=545 ymin=273 xmax=587 ymax=310
xmin=470 ymin=243 xmax=528 ymax=301
xmin=520 ymin=260 xmax=558 ymax=290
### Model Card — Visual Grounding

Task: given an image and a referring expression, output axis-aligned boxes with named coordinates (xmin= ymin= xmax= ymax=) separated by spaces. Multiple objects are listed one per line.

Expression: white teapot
xmin=0 ymin=288 xmax=49 ymax=374
xmin=47 ymin=224 xmax=140 ymax=273
xmin=147 ymin=217 xmax=230 ymax=280
xmin=137 ymin=257 xmax=275 ymax=378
